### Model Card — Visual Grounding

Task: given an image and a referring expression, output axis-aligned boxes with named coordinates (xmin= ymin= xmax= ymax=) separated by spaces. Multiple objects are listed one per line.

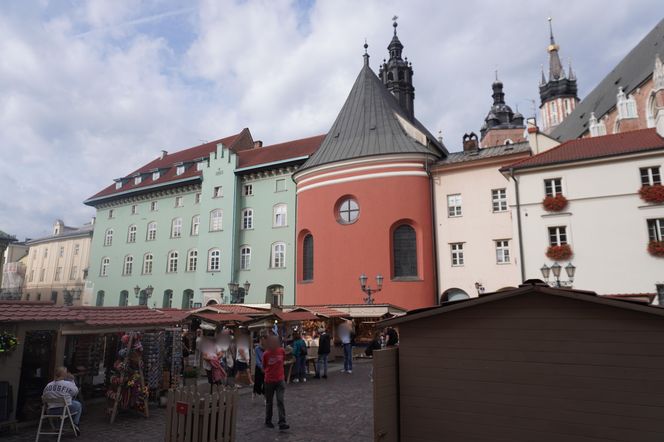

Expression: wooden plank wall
xmin=373 ymin=347 xmax=399 ymax=442
xmin=397 ymin=294 xmax=664 ymax=442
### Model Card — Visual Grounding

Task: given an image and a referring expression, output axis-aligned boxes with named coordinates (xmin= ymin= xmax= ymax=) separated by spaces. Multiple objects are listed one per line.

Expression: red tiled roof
xmin=202 ymin=304 xmax=270 ymax=315
xmin=237 ymin=135 xmax=325 ymax=169
xmin=293 ymin=306 xmax=347 ymax=318
xmin=0 ymin=301 xmax=81 ymax=322
xmin=192 ymin=312 xmax=252 ymax=324
xmin=503 ymin=128 xmax=664 ymax=171
xmin=274 ymin=311 xmax=318 ymax=322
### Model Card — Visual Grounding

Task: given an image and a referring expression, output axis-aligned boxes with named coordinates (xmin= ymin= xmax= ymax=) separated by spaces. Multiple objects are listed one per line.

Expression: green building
xmin=85 ymin=129 xmax=324 ymax=308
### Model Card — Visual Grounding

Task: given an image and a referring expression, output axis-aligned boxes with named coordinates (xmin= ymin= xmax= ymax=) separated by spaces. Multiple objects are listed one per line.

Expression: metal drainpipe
xmin=428 ymin=158 xmax=441 ymax=305
xmin=510 ymin=168 xmax=526 ymax=282
xmin=231 ymin=152 xmax=238 ymax=303
xmin=292 ymin=171 xmax=298 ymax=306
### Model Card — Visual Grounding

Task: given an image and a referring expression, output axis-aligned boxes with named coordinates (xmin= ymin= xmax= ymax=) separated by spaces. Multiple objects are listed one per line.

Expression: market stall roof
xmin=68 ymin=306 xmax=178 ymax=326
xmin=192 ymin=312 xmax=252 ymax=324
xmin=191 ymin=304 xmax=271 ymax=316
xmin=0 ymin=301 xmax=80 ymax=322
xmin=157 ymin=308 xmax=193 ymax=322
xmin=287 ymin=306 xmax=348 ymax=318
xmin=274 ymin=311 xmax=319 ymax=321
xmin=321 ymin=303 xmax=408 ymax=318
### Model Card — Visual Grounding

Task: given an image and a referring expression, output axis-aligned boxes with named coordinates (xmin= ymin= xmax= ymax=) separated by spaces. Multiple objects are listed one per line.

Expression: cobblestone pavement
xmin=1 ymin=359 xmax=373 ymax=442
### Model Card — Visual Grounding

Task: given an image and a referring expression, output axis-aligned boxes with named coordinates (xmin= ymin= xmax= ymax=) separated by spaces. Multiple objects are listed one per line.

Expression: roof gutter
xmin=84 ymin=176 xmax=201 ymax=206
xmin=234 ymin=156 xmax=310 ymax=173
xmin=510 ymin=168 xmax=526 ymax=282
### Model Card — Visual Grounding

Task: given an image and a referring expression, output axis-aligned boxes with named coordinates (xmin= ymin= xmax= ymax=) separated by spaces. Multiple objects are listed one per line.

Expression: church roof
xmin=550 ymin=18 xmax=664 ymax=141
xmin=299 ymin=61 xmax=446 ymax=172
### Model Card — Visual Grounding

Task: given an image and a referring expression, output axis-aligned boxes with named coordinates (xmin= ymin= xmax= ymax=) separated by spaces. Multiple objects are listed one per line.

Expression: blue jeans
xmin=316 ymin=354 xmax=328 ymax=377
xmin=343 ymin=343 xmax=353 ymax=371
xmin=295 ymin=355 xmax=307 ymax=380
xmin=49 ymin=400 xmax=82 ymax=426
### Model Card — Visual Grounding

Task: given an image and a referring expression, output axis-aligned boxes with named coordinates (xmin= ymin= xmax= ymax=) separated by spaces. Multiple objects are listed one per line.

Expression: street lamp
xmin=134 ymin=284 xmax=154 ymax=306
xmin=540 ymin=262 xmax=576 ymax=288
xmin=359 ymin=273 xmax=383 ymax=305
xmin=228 ymin=281 xmax=250 ymax=304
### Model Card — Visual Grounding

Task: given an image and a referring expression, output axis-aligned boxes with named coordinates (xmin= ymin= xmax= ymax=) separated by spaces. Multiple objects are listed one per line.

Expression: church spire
xmin=379 ymin=16 xmax=415 ymax=120
xmin=363 ymin=40 xmax=370 ymax=66
xmin=546 ymin=17 xmax=564 ymax=81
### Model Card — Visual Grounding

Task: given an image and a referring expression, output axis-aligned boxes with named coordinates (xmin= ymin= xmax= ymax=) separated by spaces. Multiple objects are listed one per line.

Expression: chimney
xmin=160 ymin=150 xmax=168 ymax=159
xmin=253 ymin=140 xmax=263 ymax=148
xmin=462 ymin=132 xmax=479 ymax=152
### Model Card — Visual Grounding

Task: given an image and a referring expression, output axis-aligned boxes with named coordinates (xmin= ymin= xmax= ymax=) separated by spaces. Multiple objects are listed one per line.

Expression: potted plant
xmin=639 ymin=185 xmax=664 ymax=204
xmin=546 ymin=244 xmax=573 ymax=260
xmin=648 ymin=241 xmax=664 ymax=257
xmin=542 ymin=194 xmax=569 ymax=212
xmin=0 ymin=331 xmax=19 ymax=355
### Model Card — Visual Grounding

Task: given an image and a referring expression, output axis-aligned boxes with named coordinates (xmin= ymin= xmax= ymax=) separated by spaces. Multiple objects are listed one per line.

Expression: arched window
xmin=266 ymin=285 xmax=284 ymax=307
xmin=182 ymin=289 xmax=194 ymax=309
xmin=398 ymin=70 xmax=405 ymax=81
xmin=273 ymin=204 xmax=287 ymax=227
xmin=187 ymin=249 xmax=198 ymax=272
xmin=646 ymin=91 xmax=657 ymax=128
xmin=171 ymin=217 xmax=182 ymax=238
xmin=119 ymin=290 xmax=129 ymax=307
xmin=123 ymin=255 xmax=134 ymax=276
xmin=387 ymin=72 xmax=394 ymax=81
xmin=208 ymin=248 xmax=220 ymax=272
xmin=302 ymin=234 xmax=314 ymax=281
xmin=242 ymin=209 xmax=254 ymax=230
xmin=96 ymin=290 xmax=105 ymax=306
xmin=104 ymin=228 xmax=113 ymax=246
xmin=127 ymin=225 xmax=137 ymax=243
xmin=100 ymin=257 xmax=110 ymax=276
xmin=441 ymin=288 xmax=469 ymax=303
xmin=210 ymin=209 xmax=223 ymax=231
xmin=163 ymin=290 xmax=173 ymax=308
xmin=191 ymin=215 xmax=200 ymax=236
xmin=240 ymin=246 xmax=251 ymax=270
xmin=393 ymin=225 xmax=417 ymax=278
xmin=143 ymin=253 xmax=153 ymax=274
xmin=271 ymin=242 xmax=286 ymax=268
xmin=147 ymin=222 xmax=157 ymax=241
xmin=167 ymin=251 xmax=179 ymax=273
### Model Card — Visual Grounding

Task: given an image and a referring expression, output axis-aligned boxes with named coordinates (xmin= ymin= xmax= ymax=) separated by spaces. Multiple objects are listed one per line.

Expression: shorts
xmin=235 ymin=361 xmax=248 ymax=371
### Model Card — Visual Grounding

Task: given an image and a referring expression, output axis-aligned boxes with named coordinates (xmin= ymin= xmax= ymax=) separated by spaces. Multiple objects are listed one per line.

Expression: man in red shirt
xmin=262 ymin=335 xmax=290 ymax=430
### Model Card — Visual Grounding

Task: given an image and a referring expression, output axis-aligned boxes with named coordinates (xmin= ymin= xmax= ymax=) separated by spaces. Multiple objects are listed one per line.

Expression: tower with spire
xmin=539 ymin=17 xmax=579 ymax=133
xmin=479 ymin=73 xmax=525 ymax=146
xmin=379 ymin=17 xmax=415 ymax=120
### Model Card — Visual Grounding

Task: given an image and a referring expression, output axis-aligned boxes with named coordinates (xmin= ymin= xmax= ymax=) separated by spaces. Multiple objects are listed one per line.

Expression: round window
xmin=337 ymin=198 xmax=359 ymax=224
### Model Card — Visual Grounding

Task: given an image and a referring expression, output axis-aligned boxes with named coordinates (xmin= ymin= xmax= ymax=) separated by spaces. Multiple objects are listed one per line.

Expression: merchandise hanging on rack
xmin=106 ymin=332 xmax=149 ymax=424
xmin=164 ymin=328 xmax=183 ymax=389
xmin=141 ymin=331 xmax=165 ymax=395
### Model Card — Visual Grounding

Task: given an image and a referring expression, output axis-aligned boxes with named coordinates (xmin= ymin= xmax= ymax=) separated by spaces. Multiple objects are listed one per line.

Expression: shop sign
xmin=176 ymin=402 xmax=188 ymax=415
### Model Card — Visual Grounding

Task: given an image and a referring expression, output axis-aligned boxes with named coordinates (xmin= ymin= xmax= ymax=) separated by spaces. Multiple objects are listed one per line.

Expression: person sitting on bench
xmin=42 ymin=367 xmax=82 ymax=434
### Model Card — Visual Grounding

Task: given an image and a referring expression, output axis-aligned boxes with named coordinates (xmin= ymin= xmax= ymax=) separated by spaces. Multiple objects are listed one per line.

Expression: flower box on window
xmin=542 ymin=195 xmax=568 ymax=212
xmin=639 ymin=185 xmax=664 ymax=204
xmin=546 ymin=244 xmax=573 ymax=260
xmin=648 ymin=241 xmax=664 ymax=257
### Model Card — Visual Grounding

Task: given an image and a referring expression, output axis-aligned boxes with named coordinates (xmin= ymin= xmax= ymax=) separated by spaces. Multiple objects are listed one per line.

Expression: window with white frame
xmin=115 ymin=182 xmax=122 ymax=190
xmin=544 ymin=178 xmax=563 ymax=197
xmin=242 ymin=209 xmax=254 ymax=230
xmin=208 ymin=249 xmax=220 ymax=272
xmin=191 ymin=215 xmax=200 ymax=236
xmin=240 ymin=246 xmax=251 ymax=270
xmin=39 ymin=268 xmax=45 ymax=281
xmin=123 ymin=255 xmax=134 ymax=276
xmin=588 ymin=112 xmax=607 ymax=137
xmin=273 ymin=204 xmax=287 ymax=227
xmin=74 ymin=244 xmax=79 ymax=255
xmin=127 ymin=225 xmax=137 ymax=243
xmin=275 ymin=179 xmax=286 ymax=192
xmin=58 ymin=246 xmax=64 ymax=257
xmin=147 ymin=222 xmax=157 ymax=241
xmin=194 ymin=192 xmax=201 ymax=204
xmin=492 ymin=189 xmax=508 ymax=212
xmin=150 ymin=201 xmax=158 ymax=211
xmin=337 ymin=198 xmax=360 ymax=224
xmin=176 ymin=165 xmax=185 ymax=175
xmin=640 ymin=167 xmax=662 ymax=186
xmin=447 ymin=194 xmax=462 ymax=217
xmin=44 ymin=248 xmax=48 ymax=258
xmin=548 ymin=226 xmax=568 ymax=246
xmin=131 ymin=204 xmax=138 ymax=215
xmin=152 ymin=171 xmax=160 ymax=181
xmin=450 ymin=243 xmax=464 ymax=266
xmin=495 ymin=240 xmax=510 ymax=263
xmin=134 ymin=176 xmax=142 ymax=185
xmin=196 ymin=161 xmax=205 ymax=171
xmin=550 ymin=101 xmax=559 ymax=125
xmin=69 ymin=266 xmax=77 ymax=280
xmin=28 ymin=270 xmax=34 ymax=282
xmin=100 ymin=257 xmax=110 ymax=276
xmin=617 ymin=87 xmax=638 ymax=119
xmin=104 ymin=229 xmax=114 ymax=246
xmin=167 ymin=251 xmax=178 ymax=273
xmin=187 ymin=249 xmax=198 ymax=272
xmin=210 ymin=209 xmax=223 ymax=231
xmin=271 ymin=242 xmax=286 ymax=268
xmin=213 ymin=186 xmax=223 ymax=198
xmin=54 ymin=267 xmax=62 ymax=281
xmin=647 ymin=218 xmax=664 ymax=242
xmin=143 ymin=253 xmax=153 ymax=274
xmin=175 ymin=196 xmax=183 ymax=207
xmin=171 ymin=218 xmax=182 ymax=238
xmin=243 ymin=184 xmax=254 ymax=196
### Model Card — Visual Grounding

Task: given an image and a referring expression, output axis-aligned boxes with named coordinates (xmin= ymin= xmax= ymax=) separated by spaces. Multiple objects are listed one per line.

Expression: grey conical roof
xmin=299 ymin=62 xmax=446 ymax=172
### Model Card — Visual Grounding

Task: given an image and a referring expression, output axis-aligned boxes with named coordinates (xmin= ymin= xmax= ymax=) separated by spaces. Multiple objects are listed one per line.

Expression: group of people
xmin=198 ymin=328 xmax=253 ymax=387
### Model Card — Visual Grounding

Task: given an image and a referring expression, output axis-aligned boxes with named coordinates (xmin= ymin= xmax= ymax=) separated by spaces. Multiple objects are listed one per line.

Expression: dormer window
xmin=134 ymin=175 xmax=142 ymax=185
xmin=115 ymin=181 xmax=122 ymax=190
xmin=196 ymin=161 xmax=205 ymax=171
xmin=152 ymin=171 xmax=160 ymax=181
xmin=617 ymin=87 xmax=637 ymax=119
xmin=176 ymin=165 xmax=185 ymax=176
xmin=588 ymin=112 xmax=607 ymax=137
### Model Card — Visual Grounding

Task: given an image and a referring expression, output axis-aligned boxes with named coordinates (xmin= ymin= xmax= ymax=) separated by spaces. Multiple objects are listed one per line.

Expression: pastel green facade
xmin=87 ymin=143 xmax=297 ymax=308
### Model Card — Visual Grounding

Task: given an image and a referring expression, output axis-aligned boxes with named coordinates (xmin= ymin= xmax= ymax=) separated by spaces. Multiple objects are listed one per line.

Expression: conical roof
xmin=299 ymin=63 xmax=446 ymax=172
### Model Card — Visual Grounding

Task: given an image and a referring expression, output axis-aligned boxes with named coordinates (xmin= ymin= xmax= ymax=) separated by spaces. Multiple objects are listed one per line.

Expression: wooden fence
xmin=165 ymin=385 xmax=238 ymax=442
xmin=373 ymin=347 xmax=399 ymax=442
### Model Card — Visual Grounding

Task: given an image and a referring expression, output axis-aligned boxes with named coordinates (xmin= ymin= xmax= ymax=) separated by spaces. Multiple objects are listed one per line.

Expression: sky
xmin=0 ymin=0 xmax=661 ymax=240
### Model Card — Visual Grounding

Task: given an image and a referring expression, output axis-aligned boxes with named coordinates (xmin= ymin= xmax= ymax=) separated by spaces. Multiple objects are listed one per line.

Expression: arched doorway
xmin=441 ymin=288 xmax=469 ymax=303
xmin=119 ymin=290 xmax=129 ymax=306
xmin=96 ymin=290 xmax=105 ymax=306
xmin=206 ymin=299 xmax=218 ymax=306
xmin=266 ymin=285 xmax=284 ymax=307
xmin=182 ymin=289 xmax=194 ymax=309
xmin=162 ymin=289 xmax=173 ymax=308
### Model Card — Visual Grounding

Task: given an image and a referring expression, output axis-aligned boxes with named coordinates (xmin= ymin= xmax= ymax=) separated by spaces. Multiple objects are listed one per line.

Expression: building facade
xmin=0 ymin=241 xmax=28 ymax=300
xmin=479 ymin=79 xmax=526 ymax=147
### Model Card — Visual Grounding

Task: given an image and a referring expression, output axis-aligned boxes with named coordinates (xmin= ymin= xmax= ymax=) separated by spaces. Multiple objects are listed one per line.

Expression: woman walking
xmin=291 ymin=332 xmax=307 ymax=383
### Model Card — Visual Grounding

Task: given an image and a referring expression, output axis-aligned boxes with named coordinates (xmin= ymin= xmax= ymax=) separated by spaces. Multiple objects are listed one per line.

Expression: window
xmin=127 ymin=225 xmax=137 ymax=243
xmin=119 ymin=290 xmax=129 ymax=307
xmin=104 ymin=228 xmax=113 ymax=246
xmin=171 ymin=218 xmax=182 ymax=238
xmin=210 ymin=209 xmax=223 ymax=231
xmin=163 ymin=290 xmax=173 ymax=308
xmin=187 ymin=249 xmax=198 ymax=272
xmin=115 ymin=182 xmax=122 ymax=190
xmin=167 ymin=251 xmax=179 ymax=273
xmin=338 ymin=198 xmax=360 ymax=224
xmin=96 ymin=291 xmax=105 ymax=307
xmin=108 ymin=209 xmax=114 ymax=218
xmin=194 ymin=192 xmax=201 ymax=204
xmin=451 ymin=243 xmax=464 ymax=266
xmin=100 ymin=257 xmax=110 ymax=276
xmin=74 ymin=244 xmax=80 ymax=255
xmin=647 ymin=218 xmax=664 ymax=242
xmin=617 ymin=87 xmax=638 ymax=119
xmin=495 ymin=240 xmax=510 ymax=263
xmin=175 ymin=196 xmax=183 ymax=207
xmin=176 ymin=165 xmax=185 ymax=175
xmin=550 ymin=101 xmax=559 ymax=125
xmin=28 ymin=269 xmax=34 ymax=282
xmin=152 ymin=171 xmax=160 ymax=181
xmin=271 ymin=242 xmax=286 ymax=268
xmin=447 ymin=194 xmax=462 ymax=217
xmin=302 ymin=234 xmax=314 ymax=281
xmin=588 ymin=112 xmax=607 ymax=137
xmin=69 ymin=266 xmax=77 ymax=280
xmin=143 ymin=253 xmax=153 ymax=274
xmin=273 ymin=204 xmax=287 ymax=227
xmin=242 ymin=209 xmax=254 ymax=229
xmin=150 ymin=201 xmax=158 ymax=211
xmin=43 ymin=248 xmax=48 ymax=258
xmin=182 ymin=289 xmax=194 ymax=309
xmin=492 ymin=189 xmax=508 ymax=212
xmin=58 ymin=246 xmax=64 ymax=257
xmin=191 ymin=215 xmax=200 ymax=236
xmin=39 ymin=268 xmax=45 ymax=281
xmin=641 ymin=167 xmax=662 ymax=186
xmin=267 ymin=285 xmax=284 ymax=307
xmin=123 ymin=255 xmax=134 ymax=276
xmin=275 ymin=179 xmax=286 ymax=192
xmin=196 ymin=161 xmax=205 ymax=171
xmin=393 ymin=225 xmax=417 ymax=277
xmin=147 ymin=222 xmax=157 ymax=241
xmin=548 ymin=226 xmax=568 ymax=246
xmin=54 ymin=267 xmax=62 ymax=281
xmin=544 ymin=178 xmax=563 ymax=197
xmin=131 ymin=204 xmax=138 ymax=215
xmin=243 ymin=184 xmax=254 ymax=196
xmin=134 ymin=176 xmax=142 ymax=185
xmin=213 ymin=186 xmax=223 ymax=198
xmin=240 ymin=246 xmax=251 ymax=270
xmin=208 ymin=249 xmax=220 ymax=272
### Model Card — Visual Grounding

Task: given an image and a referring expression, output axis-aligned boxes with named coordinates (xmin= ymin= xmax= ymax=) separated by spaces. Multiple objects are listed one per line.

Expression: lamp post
xmin=228 ymin=281 xmax=250 ymax=304
xmin=359 ymin=273 xmax=383 ymax=305
xmin=540 ymin=262 xmax=576 ymax=288
xmin=134 ymin=284 xmax=154 ymax=306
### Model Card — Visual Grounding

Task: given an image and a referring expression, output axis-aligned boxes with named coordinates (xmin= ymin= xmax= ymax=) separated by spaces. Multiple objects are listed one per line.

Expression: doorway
xmin=16 ymin=330 xmax=56 ymax=421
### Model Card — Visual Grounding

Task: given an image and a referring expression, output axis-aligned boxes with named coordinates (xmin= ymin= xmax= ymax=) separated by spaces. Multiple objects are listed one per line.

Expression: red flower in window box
xmin=546 ymin=244 xmax=573 ymax=260
xmin=639 ymin=185 xmax=664 ymax=204
xmin=542 ymin=195 xmax=568 ymax=212
xmin=648 ymin=241 xmax=664 ymax=257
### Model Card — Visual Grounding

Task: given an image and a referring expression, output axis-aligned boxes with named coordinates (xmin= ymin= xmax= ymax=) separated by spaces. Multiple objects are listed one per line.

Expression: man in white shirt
xmin=42 ymin=367 xmax=82 ymax=433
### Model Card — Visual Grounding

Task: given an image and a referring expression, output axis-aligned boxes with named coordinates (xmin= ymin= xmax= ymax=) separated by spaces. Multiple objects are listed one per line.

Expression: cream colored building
xmin=23 ymin=219 xmax=93 ymax=305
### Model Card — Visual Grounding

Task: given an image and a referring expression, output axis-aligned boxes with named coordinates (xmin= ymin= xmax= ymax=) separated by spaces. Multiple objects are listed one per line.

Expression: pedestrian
xmin=253 ymin=333 xmax=267 ymax=400
xmin=365 ymin=332 xmax=383 ymax=382
xmin=339 ymin=321 xmax=353 ymax=374
xmin=202 ymin=337 xmax=224 ymax=386
xmin=42 ymin=367 xmax=82 ymax=436
xmin=386 ymin=327 xmax=399 ymax=347
xmin=291 ymin=332 xmax=307 ymax=383
xmin=314 ymin=327 xmax=330 ymax=379
xmin=262 ymin=335 xmax=290 ymax=431
xmin=235 ymin=332 xmax=253 ymax=386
